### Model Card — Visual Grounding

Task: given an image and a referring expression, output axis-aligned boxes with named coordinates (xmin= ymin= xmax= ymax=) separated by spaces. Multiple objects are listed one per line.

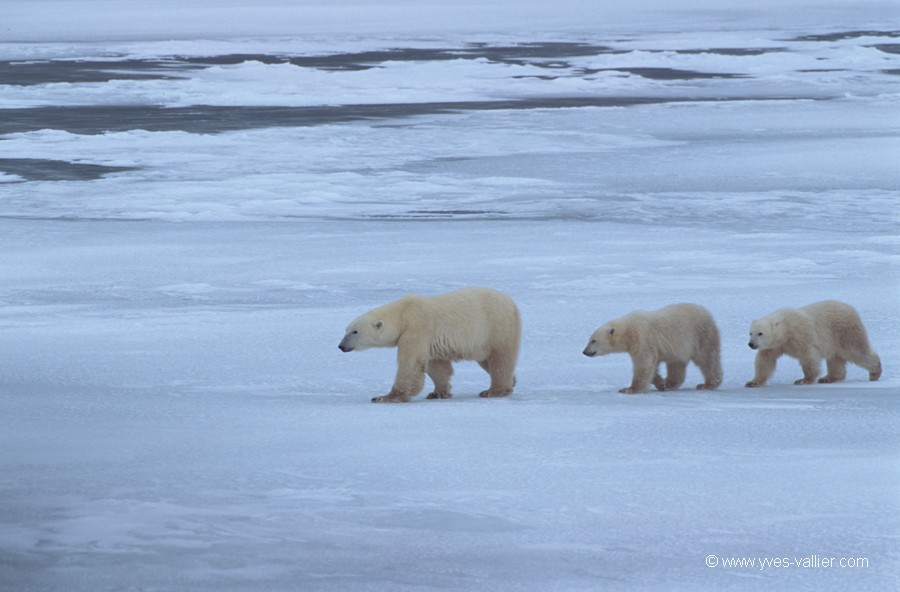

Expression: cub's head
xmin=748 ymin=318 xmax=778 ymax=350
xmin=582 ymin=322 xmax=624 ymax=357
xmin=338 ymin=313 xmax=398 ymax=352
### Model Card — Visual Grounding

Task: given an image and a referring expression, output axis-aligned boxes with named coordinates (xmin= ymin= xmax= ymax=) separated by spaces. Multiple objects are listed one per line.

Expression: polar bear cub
xmin=582 ymin=303 xmax=722 ymax=394
xmin=745 ymin=300 xmax=882 ymax=387
xmin=339 ymin=287 xmax=521 ymax=403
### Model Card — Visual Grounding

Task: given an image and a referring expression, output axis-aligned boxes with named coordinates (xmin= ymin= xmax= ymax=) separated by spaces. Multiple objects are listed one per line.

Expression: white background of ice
xmin=1 ymin=2 xmax=898 ymax=591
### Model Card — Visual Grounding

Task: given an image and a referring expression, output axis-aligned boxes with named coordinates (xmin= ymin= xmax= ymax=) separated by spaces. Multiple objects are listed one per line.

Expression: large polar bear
xmin=339 ymin=287 xmax=521 ymax=403
xmin=745 ymin=300 xmax=882 ymax=387
xmin=582 ymin=303 xmax=722 ymax=394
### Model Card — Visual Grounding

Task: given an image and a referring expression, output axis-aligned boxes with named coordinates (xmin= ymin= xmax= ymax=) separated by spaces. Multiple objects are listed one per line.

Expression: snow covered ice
xmin=0 ymin=1 xmax=898 ymax=590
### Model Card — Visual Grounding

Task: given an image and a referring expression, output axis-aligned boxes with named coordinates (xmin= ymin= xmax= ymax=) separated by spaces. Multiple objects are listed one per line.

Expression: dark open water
xmin=1 ymin=33 xmax=896 ymax=182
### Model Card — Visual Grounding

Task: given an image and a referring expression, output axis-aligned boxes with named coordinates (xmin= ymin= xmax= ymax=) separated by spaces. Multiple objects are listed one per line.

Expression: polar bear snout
xmin=583 ymin=348 xmax=596 ymax=357
xmin=338 ymin=332 xmax=358 ymax=352
xmin=748 ymin=342 xmax=758 ymax=350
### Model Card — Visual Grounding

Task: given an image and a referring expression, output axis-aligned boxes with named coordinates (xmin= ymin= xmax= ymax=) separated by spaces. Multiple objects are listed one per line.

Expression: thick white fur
xmin=745 ymin=300 xmax=882 ymax=387
xmin=339 ymin=287 xmax=521 ymax=403
xmin=583 ymin=303 xmax=722 ymax=394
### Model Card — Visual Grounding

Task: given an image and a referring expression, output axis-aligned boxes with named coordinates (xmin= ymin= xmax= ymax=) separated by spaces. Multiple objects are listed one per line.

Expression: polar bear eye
xmin=351 ymin=330 xmax=358 ymax=335
xmin=590 ymin=339 xmax=596 ymax=345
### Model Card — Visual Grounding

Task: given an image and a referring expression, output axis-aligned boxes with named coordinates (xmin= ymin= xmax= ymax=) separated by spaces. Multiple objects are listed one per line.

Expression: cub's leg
xmin=694 ymin=350 xmax=722 ymax=390
xmin=866 ymin=354 xmax=882 ymax=381
xmin=846 ymin=350 xmax=882 ymax=382
xmin=746 ymin=349 xmax=779 ymax=388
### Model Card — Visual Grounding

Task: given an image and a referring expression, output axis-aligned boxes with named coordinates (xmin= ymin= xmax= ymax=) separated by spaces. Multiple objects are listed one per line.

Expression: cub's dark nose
xmin=748 ymin=343 xmax=758 ymax=350
xmin=339 ymin=344 xmax=352 ymax=352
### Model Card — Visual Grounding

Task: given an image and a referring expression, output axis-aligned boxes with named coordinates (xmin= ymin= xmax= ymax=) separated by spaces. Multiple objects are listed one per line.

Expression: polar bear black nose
xmin=339 ymin=344 xmax=352 ymax=352
xmin=748 ymin=342 xmax=758 ymax=350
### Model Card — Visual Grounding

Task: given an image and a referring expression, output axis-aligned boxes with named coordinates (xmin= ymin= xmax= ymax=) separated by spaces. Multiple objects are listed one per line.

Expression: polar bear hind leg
xmin=866 ymin=354 xmax=882 ymax=381
xmin=479 ymin=350 xmax=516 ymax=398
xmin=694 ymin=351 xmax=723 ymax=390
xmin=845 ymin=350 xmax=881 ymax=381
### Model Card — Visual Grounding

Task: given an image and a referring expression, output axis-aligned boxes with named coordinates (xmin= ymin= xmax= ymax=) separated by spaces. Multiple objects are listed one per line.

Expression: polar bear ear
xmin=374 ymin=320 xmax=383 ymax=330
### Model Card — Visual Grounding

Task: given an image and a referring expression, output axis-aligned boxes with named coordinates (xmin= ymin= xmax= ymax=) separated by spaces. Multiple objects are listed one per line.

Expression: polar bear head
xmin=582 ymin=322 xmax=626 ymax=357
xmin=339 ymin=313 xmax=400 ymax=352
xmin=748 ymin=317 xmax=779 ymax=350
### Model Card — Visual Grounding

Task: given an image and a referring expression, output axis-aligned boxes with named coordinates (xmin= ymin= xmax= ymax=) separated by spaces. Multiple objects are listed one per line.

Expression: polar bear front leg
xmin=793 ymin=353 xmax=821 ymax=385
xmin=818 ymin=357 xmax=846 ymax=383
xmin=663 ymin=361 xmax=687 ymax=390
xmin=426 ymin=359 xmax=453 ymax=399
xmin=372 ymin=344 xmax=427 ymax=403
xmin=746 ymin=349 xmax=779 ymax=387
xmin=372 ymin=390 xmax=412 ymax=403
xmin=621 ymin=353 xmax=655 ymax=394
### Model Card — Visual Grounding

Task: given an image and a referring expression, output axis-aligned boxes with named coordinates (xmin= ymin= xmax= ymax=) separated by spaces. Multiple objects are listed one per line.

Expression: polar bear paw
xmin=618 ymin=387 xmax=645 ymax=395
xmin=478 ymin=388 xmax=512 ymax=398
xmin=371 ymin=393 xmax=411 ymax=403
